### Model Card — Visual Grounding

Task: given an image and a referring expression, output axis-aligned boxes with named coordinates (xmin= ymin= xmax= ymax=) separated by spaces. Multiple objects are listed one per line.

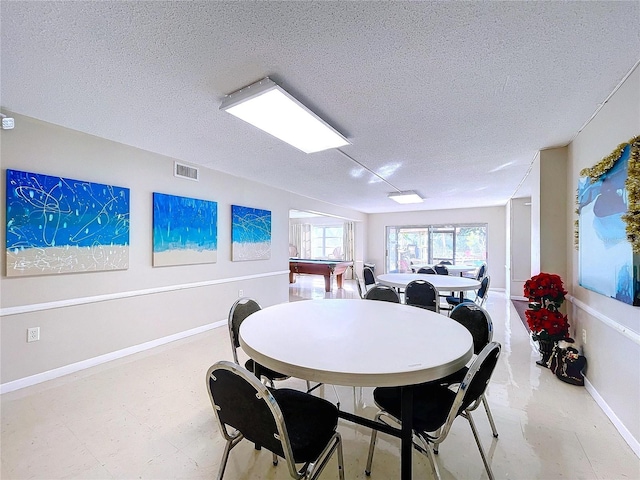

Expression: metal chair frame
xmin=353 ymin=271 xmax=365 ymax=299
xmin=434 ymin=265 xmax=449 ymax=275
xmin=417 ymin=267 xmax=436 ymax=274
xmin=362 ymin=266 xmax=378 ymax=291
xmin=404 ymin=279 xmax=439 ymax=313
xmin=207 ymin=361 xmax=345 ymax=480
xmin=363 ymin=284 xmax=401 ymax=303
xmin=447 ymin=303 xmax=499 ymax=440
xmin=228 ymin=297 xmax=289 ymax=386
xmin=229 ymin=297 xmax=341 ymax=406
xmin=473 ymin=275 xmax=490 ymax=307
xmin=365 ymin=342 xmax=501 ymax=480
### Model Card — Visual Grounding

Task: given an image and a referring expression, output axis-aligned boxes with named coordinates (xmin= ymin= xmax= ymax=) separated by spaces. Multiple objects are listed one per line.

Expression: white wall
xmin=509 ymin=197 xmax=532 ymax=298
xmin=539 ymin=147 xmax=568 ymax=281
xmin=366 ymin=206 xmax=507 ymax=289
xmin=0 ymin=113 xmax=366 ymax=387
xmin=566 ymin=66 xmax=640 ymax=453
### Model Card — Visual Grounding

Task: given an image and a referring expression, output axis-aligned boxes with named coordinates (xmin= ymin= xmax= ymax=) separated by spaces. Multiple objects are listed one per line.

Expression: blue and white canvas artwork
xmin=153 ymin=192 xmax=217 ymax=266
xmin=578 ymin=144 xmax=639 ymax=305
xmin=231 ymin=205 xmax=271 ymax=261
xmin=6 ymin=169 xmax=130 ymax=276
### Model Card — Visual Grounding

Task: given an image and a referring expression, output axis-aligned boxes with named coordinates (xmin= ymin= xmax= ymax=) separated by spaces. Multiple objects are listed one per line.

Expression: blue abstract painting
xmin=6 ymin=169 xmax=130 ymax=276
xmin=232 ymin=205 xmax=271 ymax=261
xmin=153 ymin=192 xmax=217 ymax=266
xmin=578 ymin=144 xmax=639 ymax=305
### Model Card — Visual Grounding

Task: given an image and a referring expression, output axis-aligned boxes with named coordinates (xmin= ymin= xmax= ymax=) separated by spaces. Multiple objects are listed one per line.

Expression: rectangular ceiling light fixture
xmin=220 ymin=77 xmax=350 ymax=154
xmin=388 ymin=191 xmax=424 ymax=204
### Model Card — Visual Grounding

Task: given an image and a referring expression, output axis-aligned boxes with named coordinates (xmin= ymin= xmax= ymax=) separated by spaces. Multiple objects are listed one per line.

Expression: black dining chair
xmin=476 ymin=262 xmax=487 ymax=280
xmin=404 ymin=279 xmax=439 ymax=313
xmin=364 ymin=284 xmax=401 ymax=303
xmin=434 ymin=302 xmax=500 ymax=443
xmin=229 ymin=297 xmax=342 ymax=406
xmin=446 ymin=275 xmax=491 ymax=309
xmin=207 ymin=361 xmax=345 ymax=480
xmin=365 ymin=342 xmax=502 ymax=480
xmin=434 ymin=264 xmax=449 ymax=275
xmin=417 ymin=267 xmax=437 ymax=274
xmin=362 ymin=266 xmax=378 ymax=292
xmin=353 ymin=271 xmax=365 ymax=299
xmin=228 ymin=297 xmax=290 ymax=386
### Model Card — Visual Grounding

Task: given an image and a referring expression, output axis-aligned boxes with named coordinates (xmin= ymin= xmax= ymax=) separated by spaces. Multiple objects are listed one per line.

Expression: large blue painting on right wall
xmin=578 ymin=137 xmax=639 ymax=306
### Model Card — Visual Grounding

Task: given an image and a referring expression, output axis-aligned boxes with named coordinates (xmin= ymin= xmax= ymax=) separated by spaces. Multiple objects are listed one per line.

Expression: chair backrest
xmin=450 ymin=303 xmax=493 ymax=354
xmin=353 ymin=271 xmax=365 ymax=299
xmin=363 ymin=266 xmax=377 ymax=287
xmin=434 ymin=264 xmax=449 ymax=275
xmin=404 ymin=280 xmax=439 ymax=312
xmin=417 ymin=267 xmax=436 ymax=274
xmin=206 ymin=361 xmax=298 ymax=477
xmin=475 ymin=275 xmax=490 ymax=306
xmin=228 ymin=297 xmax=262 ymax=363
xmin=438 ymin=260 xmax=453 ymax=265
xmin=364 ymin=285 xmax=401 ymax=303
xmin=475 ymin=263 xmax=487 ymax=281
xmin=438 ymin=342 xmax=501 ymax=441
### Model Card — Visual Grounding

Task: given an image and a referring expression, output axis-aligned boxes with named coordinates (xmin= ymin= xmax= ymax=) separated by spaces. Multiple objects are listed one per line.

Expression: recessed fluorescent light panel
xmin=220 ymin=77 xmax=350 ymax=154
xmin=388 ymin=191 xmax=424 ymax=204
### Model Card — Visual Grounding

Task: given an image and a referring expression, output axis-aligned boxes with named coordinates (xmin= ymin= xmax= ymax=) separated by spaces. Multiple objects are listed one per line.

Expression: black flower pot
xmin=536 ymin=339 xmax=555 ymax=367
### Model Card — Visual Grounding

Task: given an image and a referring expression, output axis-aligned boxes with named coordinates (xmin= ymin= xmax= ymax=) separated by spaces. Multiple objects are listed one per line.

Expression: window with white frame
xmin=386 ymin=224 xmax=487 ymax=273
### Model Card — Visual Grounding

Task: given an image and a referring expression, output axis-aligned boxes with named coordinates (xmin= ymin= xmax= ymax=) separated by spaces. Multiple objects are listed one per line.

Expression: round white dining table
xmin=239 ymin=299 xmax=473 ymax=480
xmin=240 ymin=299 xmax=473 ymax=387
xmin=377 ymin=272 xmax=480 ymax=292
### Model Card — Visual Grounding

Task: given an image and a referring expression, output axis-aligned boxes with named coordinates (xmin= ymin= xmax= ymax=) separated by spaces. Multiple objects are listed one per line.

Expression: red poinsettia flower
xmin=524 ymin=272 xmax=569 ymax=341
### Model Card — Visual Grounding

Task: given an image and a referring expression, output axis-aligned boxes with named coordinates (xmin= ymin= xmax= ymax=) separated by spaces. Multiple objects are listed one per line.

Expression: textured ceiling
xmin=1 ymin=1 xmax=639 ymax=213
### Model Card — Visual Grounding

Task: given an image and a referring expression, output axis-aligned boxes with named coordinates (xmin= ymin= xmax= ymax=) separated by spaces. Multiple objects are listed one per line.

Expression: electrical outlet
xmin=27 ymin=327 xmax=40 ymax=342
xmin=238 ymin=289 xmax=244 ymax=297
xmin=582 ymin=329 xmax=587 ymax=345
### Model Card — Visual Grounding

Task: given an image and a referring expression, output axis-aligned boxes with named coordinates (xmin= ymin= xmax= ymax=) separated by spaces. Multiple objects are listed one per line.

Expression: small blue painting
xmin=6 ymin=169 xmax=130 ymax=276
xmin=578 ymin=144 xmax=638 ymax=305
xmin=153 ymin=192 xmax=217 ymax=266
xmin=232 ymin=205 xmax=271 ymax=261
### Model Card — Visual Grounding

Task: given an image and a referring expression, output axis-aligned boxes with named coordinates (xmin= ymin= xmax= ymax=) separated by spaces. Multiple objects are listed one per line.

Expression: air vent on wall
xmin=174 ymin=162 xmax=199 ymax=181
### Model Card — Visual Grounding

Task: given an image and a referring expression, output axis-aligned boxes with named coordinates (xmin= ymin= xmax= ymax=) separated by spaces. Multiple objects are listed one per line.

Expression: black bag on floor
xmin=548 ymin=339 xmax=586 ymax=386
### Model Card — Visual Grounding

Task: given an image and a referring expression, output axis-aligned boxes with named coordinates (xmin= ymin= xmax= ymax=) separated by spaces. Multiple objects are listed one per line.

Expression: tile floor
xmin=2 ymin=275 xmax=639 ymax=479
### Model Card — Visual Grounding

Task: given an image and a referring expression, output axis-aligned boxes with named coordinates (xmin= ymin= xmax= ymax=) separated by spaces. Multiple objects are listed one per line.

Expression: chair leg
xmin=433 ymin=427 xmax=443 ymax=454
xmin=466 ymin=412 xmax=495 ymax=480
xmin=337 ymin=434 xmax=345 ymax=480
xmin=364 ymin=412 xmax=383 ymax=475
xmin=331 ymin=384 xmax=341 ymax=408
xmin=424 ymin=440 xmax=442 ymax=480
xmin=482 ymin=395 xmax=499 ymax=438
xmin=308 ymin=433 xmax=344 ymax=480
xmin=216 ymin=439 xmax=234 ymax=480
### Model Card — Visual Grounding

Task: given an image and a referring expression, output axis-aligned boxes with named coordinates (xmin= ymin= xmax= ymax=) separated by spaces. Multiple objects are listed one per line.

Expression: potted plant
xmin=523 ymin=273 xmax=570 ymax=366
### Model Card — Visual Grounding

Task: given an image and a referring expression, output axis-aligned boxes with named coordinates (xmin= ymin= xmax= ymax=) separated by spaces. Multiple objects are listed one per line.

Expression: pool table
xmin=289 ymin=259 xmax=353 ymax=292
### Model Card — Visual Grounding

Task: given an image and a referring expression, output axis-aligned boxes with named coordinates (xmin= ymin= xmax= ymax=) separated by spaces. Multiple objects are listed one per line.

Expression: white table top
xmin=239 ymin=299 xmax=473 ymax=388
xmin=411 ymin=263 xmax=478 ymax=275
xmin=378 ymin=273 xmax=481 ymax=291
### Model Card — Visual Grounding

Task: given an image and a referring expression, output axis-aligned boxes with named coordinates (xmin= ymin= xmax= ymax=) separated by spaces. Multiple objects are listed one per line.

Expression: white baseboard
xmin=0 ymin=320 xmax=226 ymax=394
xmin=510 ymin=295 xmax=528 ymax=301
xmin=584 ymin=376 xmax=640 ymax=458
